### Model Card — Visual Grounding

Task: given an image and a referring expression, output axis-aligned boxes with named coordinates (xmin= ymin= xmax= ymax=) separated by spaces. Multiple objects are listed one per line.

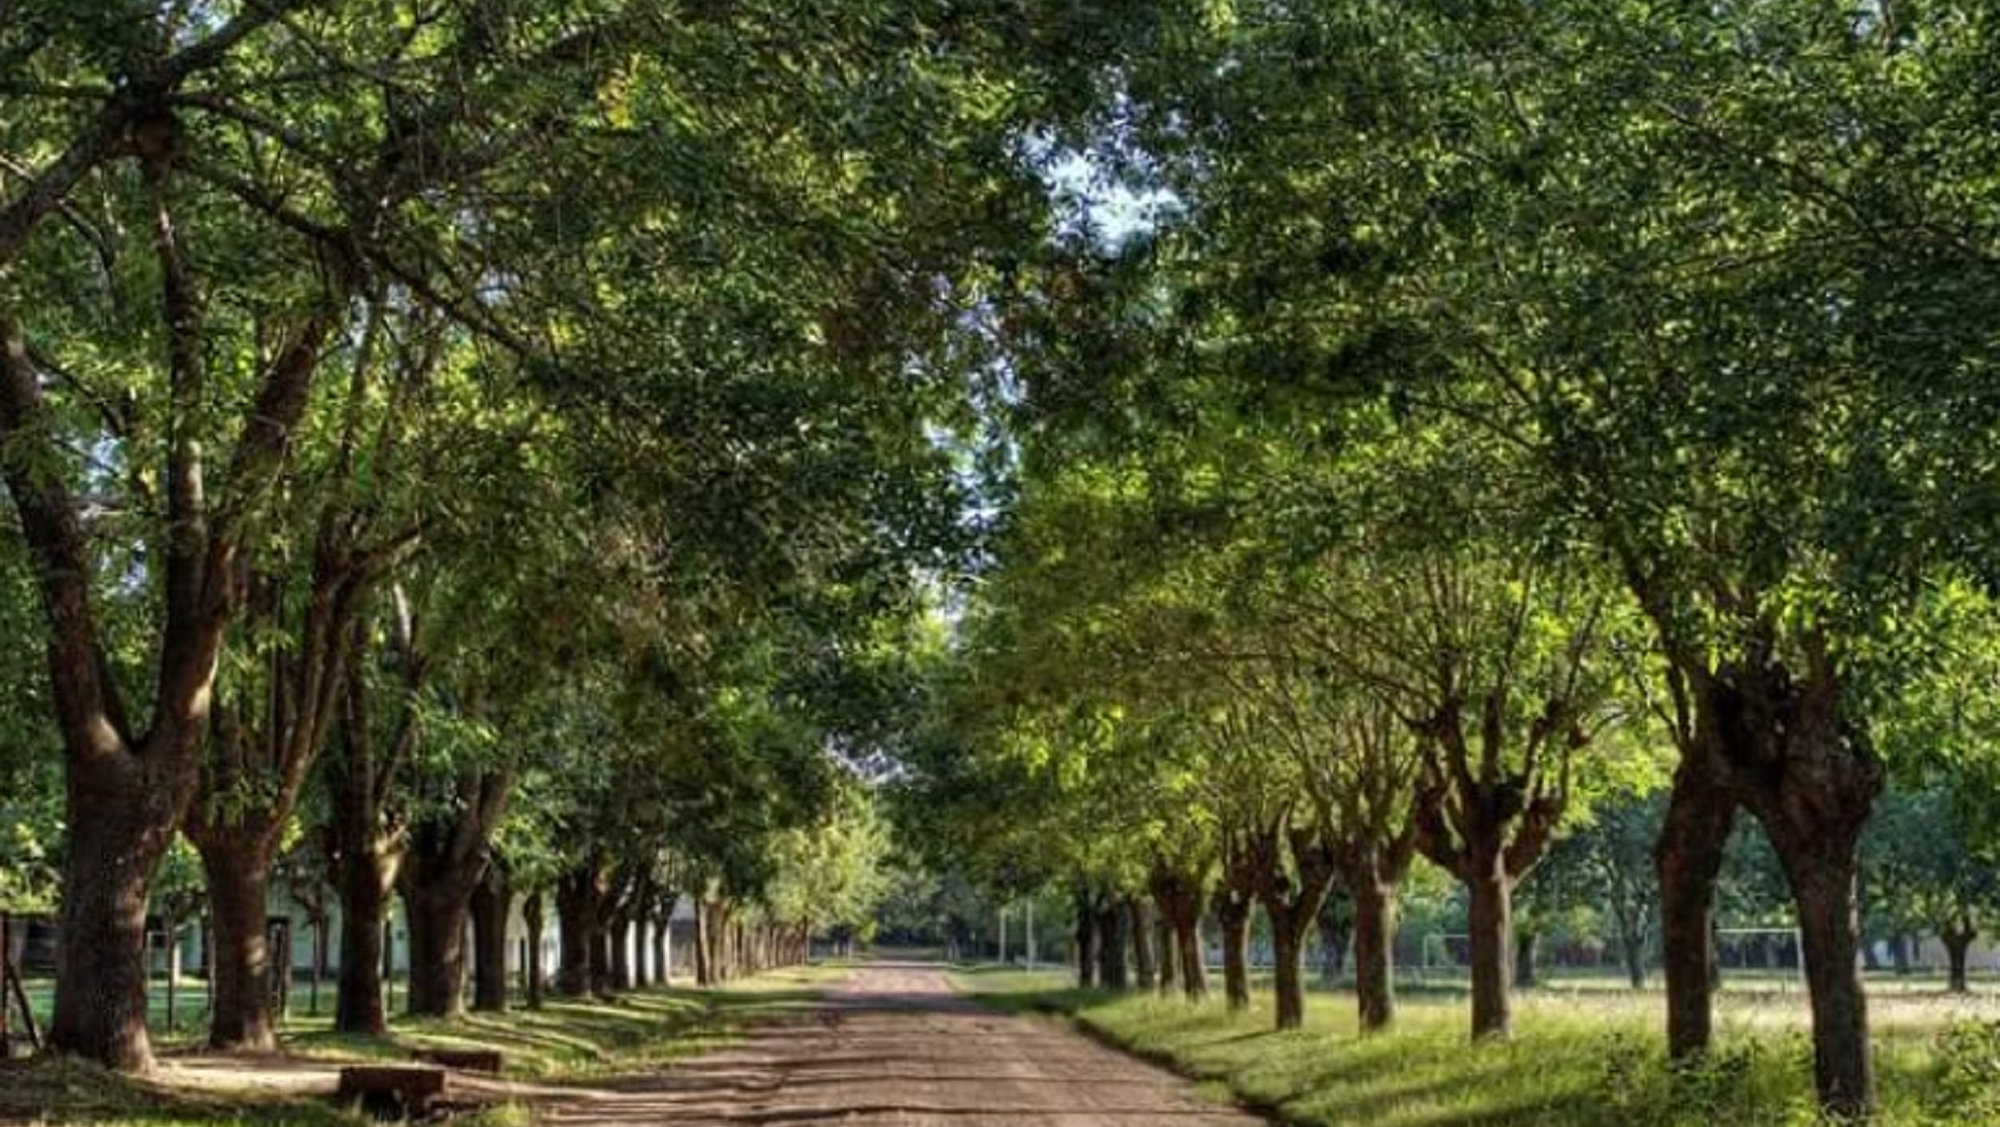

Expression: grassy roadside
xmin=2 ymin=963 xmax=847 ymax=1127
xmin=951 ymin=969 xmax=2000 ymax=1127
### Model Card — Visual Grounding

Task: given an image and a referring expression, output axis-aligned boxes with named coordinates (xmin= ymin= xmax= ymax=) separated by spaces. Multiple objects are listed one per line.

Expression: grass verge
xmin=954 ymin=974 xmax=2000 ymax=1127
xmin=3 ymin=963 xmax=848 ymax=1126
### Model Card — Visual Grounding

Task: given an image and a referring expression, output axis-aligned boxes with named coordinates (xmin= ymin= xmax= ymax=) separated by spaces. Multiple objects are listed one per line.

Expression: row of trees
xmin=0 ymin=0 xmax=1122 ymax=1073
xmin=901 ymin=2 xmax=2000 ymax=1121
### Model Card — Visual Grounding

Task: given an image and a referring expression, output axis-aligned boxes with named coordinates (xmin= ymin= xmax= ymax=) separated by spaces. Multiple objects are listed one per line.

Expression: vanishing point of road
xmin=547 ymin=960 xmax=1264 ymax=1126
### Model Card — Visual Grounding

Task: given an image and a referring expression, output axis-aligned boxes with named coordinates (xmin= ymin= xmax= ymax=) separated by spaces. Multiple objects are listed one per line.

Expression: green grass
xmin=285 ymin=963 xmax=848 ymax=1081
xmin=3 ymin=963 xmax=849 ymax=1126
xmin=0 ymin=1057 xmax=367 ymax=1127
xmin=955 ymin=973 xmax=2000 ymax=1127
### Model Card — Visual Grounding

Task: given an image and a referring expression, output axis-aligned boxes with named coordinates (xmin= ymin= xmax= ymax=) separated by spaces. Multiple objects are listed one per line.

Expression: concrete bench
xmin=413 ymin=1047 xmax=504 ymax=1074
xmin=337 ymin=1065 xmax=448 ymax=1118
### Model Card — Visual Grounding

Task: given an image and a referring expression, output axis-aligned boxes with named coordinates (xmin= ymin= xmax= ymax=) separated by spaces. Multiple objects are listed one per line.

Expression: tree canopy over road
xmin=4 ymin=3 xmax=2000 ymax=1124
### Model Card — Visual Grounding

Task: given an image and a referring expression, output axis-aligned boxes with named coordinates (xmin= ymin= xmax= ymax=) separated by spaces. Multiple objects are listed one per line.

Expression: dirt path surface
xmin=547 ymin=960 xmax=1263 ymax=1126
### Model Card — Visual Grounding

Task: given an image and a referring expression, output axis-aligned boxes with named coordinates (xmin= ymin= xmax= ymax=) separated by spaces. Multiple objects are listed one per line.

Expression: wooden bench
xmin=412 ymin=1047 xmax=504 ymax=1074
xmin=337 ymin=1065 xmax=448 ymax=1118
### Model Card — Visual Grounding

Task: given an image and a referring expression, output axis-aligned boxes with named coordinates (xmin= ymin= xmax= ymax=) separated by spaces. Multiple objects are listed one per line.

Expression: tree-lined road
xmin=548 ymin=962 xmax=1261 ymax=1126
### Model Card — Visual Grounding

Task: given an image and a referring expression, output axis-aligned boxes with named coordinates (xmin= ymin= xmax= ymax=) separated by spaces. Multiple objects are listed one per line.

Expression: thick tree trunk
xmin=1128 ymin=898 xmax=1157 ymax=991
xmin=195 ymin=833 xmax=279 ymax=1051
xmin=470 ymin=872 xmax=510 ymax=1013
xmin=334 ymin=850 xmax=395 ymax=1035
xmin=1656 ymin=759 xmax=1735 ymax=1061
xmin=1773 ymin=829 xmax=1874 ymax=1119
xmin=1351 ymin=880 xmax=1396 ymax=1030
xmin=1271 ymin=924 xmax=1305 ymax=1030
xmin=402 ymin=884 xmax=470 ymax=1018
xmin=1943 ymin=927 xmax=1974 ymax=995
xmin=1177 ymin=917 xmax=1207 ymax=1001
xmin=1465 ymin=855 xmax=1513 ymax=1040
xmin=1251 ymin=827 xmax=1336 ymax=1032
xmin=1217 ymin=895 xmax=1252 ymax=1012
xmin=1096 ymin=904 xmax=1129 ymax=990
xmin=522 ymin=891 xmax=546 ymax=1009
xmin=1514 ymin=930 xmax=1539 ymax=990
xmin=555 ymin=868 xmax=604 ymax=997
xmin=48 ymin=768 xmax=184 ymax=1072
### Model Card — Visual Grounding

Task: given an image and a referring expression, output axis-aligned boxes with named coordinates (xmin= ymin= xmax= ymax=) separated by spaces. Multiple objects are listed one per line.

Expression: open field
xmin=953 ymin=966 xmax=2000 ymax=1126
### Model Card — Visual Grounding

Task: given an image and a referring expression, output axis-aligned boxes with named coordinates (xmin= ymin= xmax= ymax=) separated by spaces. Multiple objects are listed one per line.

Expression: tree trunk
xmin=470 ymin=871 xmax=510 ymax=1013
xmin=195 ymin=832 xmax=279 ymax=1051
xmin=1655 ymin=759 xmax=1735 ymax=1061
xmin=401 ymin=883 xmax=470 ymax=1018
xmin=1774 ymin=829 xmax=1875 ymax=1119
xmin=1128 ymin=898 xmax=1157 ymax=991
xmin=1074 ymin=887 xmax=1099 ymax=988
xmin=523 ymin=891 xmax=546 ymax=1009
xmin=1623 ymin=931 xmax=1648 ymax=990
xmin=1465 ymin=852 xmax=1513 ymax=1040
xmin=1514 ymin=930 xmax=1539 ymax=990
xmin=1096 ymin=904 xmax=1129 ymax=990
xmin=1891 ymin=934 xmax=1912 ymax=976
xmin=609 ymin=912 xmax=633 ymax=991
xmin=1351 ymin=879 xmax=1396 ymax=1031
xmin=1943 ymin=927 xmax=1974 ymax=994
xmin=693 ymin=899 xmax=711 ymax=986
xmin=1177 ymin=917 xmax=1207 ymax=1001
xmin=48 ymin=770 xmax=183 ymax=1071
xmin=653 ymin=913 xmax=671 ymax=985
xmin=1217 ymin=895 xmax=1252 ymax=1012
xmin=555 ymin=868 xmax=604 ymax=997
xmin=1271 ymin=923 xmax=1305 ymax=1030
xmin=1155 ymin=909 xmax=1177 ymax=996
xmin=334 ymin=847 xmax=394 ymax=1036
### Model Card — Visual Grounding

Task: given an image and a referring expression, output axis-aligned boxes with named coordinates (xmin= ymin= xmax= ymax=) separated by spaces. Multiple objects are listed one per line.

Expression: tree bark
xmin=1149 ymin=861 xmax=1209 ymax=1001
xmin=652 ymin=912 xmax=671 ymax=986
xmin=1154 ymin=908 xmax=1177 ymax=996
xmin=398 ymin=770 xmax=507 ymax=1017
xmin=328 ymin=608 xmax=419 ymax=1037
xmin=1656 ymin=758 xmax=1734 ymax=1060
xmin=1351 ymin=879 xmax=1397 ymax=1030
xmin=1128 ymin=897 xmax=1157 ymax=991
xmin=193 ymin=830 xmax=279 ymax=1051
xmin=1250 ymin=824 xmax=1338 ymax=1031
xmin=1096 ymin=903 xmax=1129 ymax=990
xmin=1943 ymin=926 xmax=1974 ymax=995
xmin=555 ymin=865 xmax=605 ymax=997
xmin=522 ymin=891 xmax=546 ymax=1008
xmin=470 ymin=869 xmax=510 ymax=1013
xmin=1216 ymin=893 xmax=1252 ymax=1012
xmin=402 ymin=883 xmax=469 ymax=1018
xmin=1773 ymin=826 xmax=1875 ymax=1118
xmin=1465 ymin=854 xmax=1514 ymax=1039
xmin=48 ymin=762 xmax=187 ymax=1071
xmin=1073 ymin=886 xmax=1100 ymax=988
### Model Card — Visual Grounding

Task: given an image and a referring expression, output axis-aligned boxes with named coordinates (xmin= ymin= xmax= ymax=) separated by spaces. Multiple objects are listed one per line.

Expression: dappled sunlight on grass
xmin=0 ymin=1057 xmax=366 ymax=1127
xmin=967 ymin=982 xmax=2000 ymax=1127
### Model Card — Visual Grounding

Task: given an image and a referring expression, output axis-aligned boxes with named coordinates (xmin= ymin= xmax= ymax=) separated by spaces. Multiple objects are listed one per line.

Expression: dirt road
xmin=547 ymin=960 xmax=1263 ymax=1126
